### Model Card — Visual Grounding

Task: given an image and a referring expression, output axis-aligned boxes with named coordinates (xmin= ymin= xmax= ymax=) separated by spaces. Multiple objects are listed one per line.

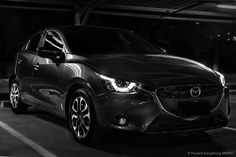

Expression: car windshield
xmin=64 ymin=28 xmax=162 ymax=56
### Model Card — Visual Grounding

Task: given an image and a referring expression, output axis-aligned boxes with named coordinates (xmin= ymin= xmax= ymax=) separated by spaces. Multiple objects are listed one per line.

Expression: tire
xmin=9 ymin=79 xmax=27 ymax=113
xmin=68 ymin=89 xmax=102 ymax=145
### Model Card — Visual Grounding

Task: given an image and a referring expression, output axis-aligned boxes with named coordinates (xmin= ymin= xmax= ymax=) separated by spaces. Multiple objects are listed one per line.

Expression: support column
xmin=75 ymin=6 xmax=80 ymax=26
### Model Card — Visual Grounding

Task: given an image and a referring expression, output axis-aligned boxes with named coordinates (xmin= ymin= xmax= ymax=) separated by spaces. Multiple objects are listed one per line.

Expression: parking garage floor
xmin=0 ymin=94 xmax=235 ymax=157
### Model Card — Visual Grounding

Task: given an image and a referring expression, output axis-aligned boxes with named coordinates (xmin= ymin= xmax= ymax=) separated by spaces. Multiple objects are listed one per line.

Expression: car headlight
xmin=214 ymin=71 xmax=225 ymax=86
xmin=97 ymin=74 xmax=138 ymax=93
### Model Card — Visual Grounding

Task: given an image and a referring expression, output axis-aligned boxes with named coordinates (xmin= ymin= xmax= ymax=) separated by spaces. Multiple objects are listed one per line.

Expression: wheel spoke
xmin=14 ymin=98 xmax=17 ymax=105
xmin=79 ymin=97 xmax=83 ymax=112
xmin=15 ymin=90 xmax=19 ymax=95
xmin=77 ymin=125 xmax=81 ymax=137
xmin=72 ymin=98 xmax=79 ymax=113
xmin=78 ymin=123 xmax=85 ymax=138
xmin=73 ymin=120 xmax=78 ymax=131
xmin=12 ymin=85 xmax=15 ymax=93
xmin=82 ymin=111 xmax=90 ymax=119
xmin=12 ymin=99 xmax=16 ymax=108
xmin=72 ymin=114 xmax=78 ymax=120
xmin=81 ymin=121 xmax=89 ymax=131
xmin=81 ymin=102 xmax=88 ymax=113
xmin=81 ymin=102 xmax=90 ymax=118
xmin=71 ymin=114 xmax=79 ymax=130
xmin=13 ymin=84 xmax=17 ymax=93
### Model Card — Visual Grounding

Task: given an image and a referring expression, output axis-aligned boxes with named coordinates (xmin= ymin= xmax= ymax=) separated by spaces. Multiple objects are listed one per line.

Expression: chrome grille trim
xmin=155 ymin=84 xmax=224 ymax=117
xmin=156 ymin=84 xmax=223 ymax=98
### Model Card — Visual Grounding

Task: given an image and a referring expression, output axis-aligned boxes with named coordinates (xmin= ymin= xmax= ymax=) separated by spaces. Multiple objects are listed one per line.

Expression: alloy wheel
xmin=10 ymin=83 xmax=20 ymax=109
xmin=70 ymin=96 xmax=91 ymax=139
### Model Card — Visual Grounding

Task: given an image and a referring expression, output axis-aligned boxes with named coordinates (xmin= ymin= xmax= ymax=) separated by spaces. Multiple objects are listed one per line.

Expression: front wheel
xmin=9 ymin=79 xmax=27 ymax=113
xmin=68 ymin=89 xmax=102 ymax=145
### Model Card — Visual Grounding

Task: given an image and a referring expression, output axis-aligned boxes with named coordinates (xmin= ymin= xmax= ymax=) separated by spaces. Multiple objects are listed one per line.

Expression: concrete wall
xmin=0 ymin=8 xmax=74 ymax=77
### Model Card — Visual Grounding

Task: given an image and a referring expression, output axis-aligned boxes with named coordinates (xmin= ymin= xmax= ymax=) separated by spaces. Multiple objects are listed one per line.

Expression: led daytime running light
xmin=99 ymin=74 xmax=137 ymax=93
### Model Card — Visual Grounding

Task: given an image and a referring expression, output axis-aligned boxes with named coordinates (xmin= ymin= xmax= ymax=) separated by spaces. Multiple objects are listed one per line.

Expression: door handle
xmin=34 ymin=63 xmax=39 ymax=70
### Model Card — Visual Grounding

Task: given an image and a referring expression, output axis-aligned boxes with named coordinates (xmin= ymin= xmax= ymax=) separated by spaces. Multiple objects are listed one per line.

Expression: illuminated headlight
xmin=215 ymin=71 xmax=225 ymax=86
xmin=97 ymin=74 xmax=138 ymax=93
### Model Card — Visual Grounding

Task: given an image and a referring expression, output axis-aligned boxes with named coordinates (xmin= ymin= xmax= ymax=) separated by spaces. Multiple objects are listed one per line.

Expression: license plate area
xmin=178 ymin=101 xmax=211 ymax=116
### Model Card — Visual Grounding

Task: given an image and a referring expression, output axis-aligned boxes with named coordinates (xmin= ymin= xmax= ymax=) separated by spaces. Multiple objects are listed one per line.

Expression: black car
xmin=9 ymin=26 xmax=230 ymax=145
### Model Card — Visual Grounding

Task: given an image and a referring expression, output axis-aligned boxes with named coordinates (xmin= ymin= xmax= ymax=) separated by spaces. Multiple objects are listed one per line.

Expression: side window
xmin=27 ymin=33 xmax=41 ymax=52
xmin=42 ymin=31 xmax=63 ymax=51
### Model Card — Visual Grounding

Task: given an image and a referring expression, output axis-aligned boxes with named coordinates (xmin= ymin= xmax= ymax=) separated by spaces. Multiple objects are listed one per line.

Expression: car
xmin=9 ymin=25 xmax=230 ymax=145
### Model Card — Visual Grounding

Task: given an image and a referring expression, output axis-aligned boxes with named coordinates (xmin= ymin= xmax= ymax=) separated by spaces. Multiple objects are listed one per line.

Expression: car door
xmin=16 ymin=32 xmax=42 ymax=102
xmin=31 ymin=30 xmax=65 ymax=112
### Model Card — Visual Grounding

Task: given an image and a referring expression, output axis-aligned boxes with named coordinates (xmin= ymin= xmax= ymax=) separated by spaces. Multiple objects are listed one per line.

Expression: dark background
xmin=1 ymin=0 xmax=236 ymax=77
xmin=0 ymin=8 xmax=74 ymax=77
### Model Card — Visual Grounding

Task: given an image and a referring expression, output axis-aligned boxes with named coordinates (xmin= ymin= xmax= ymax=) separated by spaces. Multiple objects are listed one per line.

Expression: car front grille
xmin=156 ymin=84 xmax=222 ymax=98
xmin=156 ymin=84 xmax=223 ymax=116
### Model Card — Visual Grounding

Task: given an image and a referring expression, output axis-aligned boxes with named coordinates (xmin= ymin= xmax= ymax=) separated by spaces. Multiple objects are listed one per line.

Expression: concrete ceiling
xmin=1 ymin=0 xmax=236 ymax=23
xmin=97 ymin=0 xmax=236 ymax=23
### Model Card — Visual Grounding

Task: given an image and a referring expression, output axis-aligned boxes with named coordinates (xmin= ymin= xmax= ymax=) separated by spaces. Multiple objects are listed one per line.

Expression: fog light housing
xmin=119 ymin=117 xmax=127 ymax=126
xmin=112 ymin=116 xmax=129 ymax=126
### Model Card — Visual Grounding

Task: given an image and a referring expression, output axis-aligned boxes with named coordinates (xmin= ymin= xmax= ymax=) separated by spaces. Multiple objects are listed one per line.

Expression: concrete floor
xmin=0 ymin=96 xmax=235 ymax=157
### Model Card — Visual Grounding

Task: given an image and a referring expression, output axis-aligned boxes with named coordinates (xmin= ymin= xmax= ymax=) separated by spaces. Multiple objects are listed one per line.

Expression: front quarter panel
xmin=61 ymin=60 xmax=103 ymax=111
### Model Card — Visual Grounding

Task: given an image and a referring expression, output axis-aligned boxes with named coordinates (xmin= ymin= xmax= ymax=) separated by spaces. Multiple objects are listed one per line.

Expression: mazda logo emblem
xmin=190 ymin=87 xmax=201 ymax=97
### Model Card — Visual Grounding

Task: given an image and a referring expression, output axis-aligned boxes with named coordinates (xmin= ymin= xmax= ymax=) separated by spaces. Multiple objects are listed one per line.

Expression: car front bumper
xmin=93 ymin=86 xmax=230 ymax=133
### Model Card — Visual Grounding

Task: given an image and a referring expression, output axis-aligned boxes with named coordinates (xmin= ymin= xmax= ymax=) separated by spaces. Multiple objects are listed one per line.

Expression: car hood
xmin=76 ymin=54 xmax=220 ymax=87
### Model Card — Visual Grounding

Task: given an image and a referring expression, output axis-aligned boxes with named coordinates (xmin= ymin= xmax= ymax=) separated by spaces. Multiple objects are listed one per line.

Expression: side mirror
xmin=37 ymin=47 xmax=64 ymax=62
